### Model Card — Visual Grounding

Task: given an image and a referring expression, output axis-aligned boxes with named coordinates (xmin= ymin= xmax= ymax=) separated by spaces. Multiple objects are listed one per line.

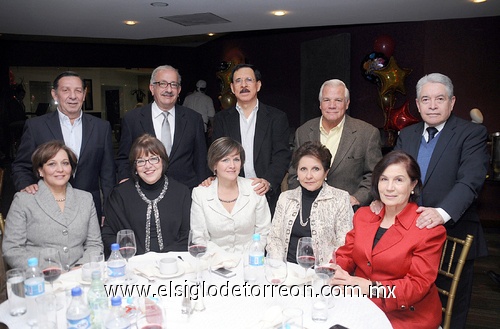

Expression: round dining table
xmin=0 ymin=251 xmax=393 ymax=329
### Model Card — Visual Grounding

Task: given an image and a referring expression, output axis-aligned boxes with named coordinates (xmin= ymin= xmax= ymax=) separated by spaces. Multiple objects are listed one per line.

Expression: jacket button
xmin=400 ymin=305 xmax=406 ymax=310
xmin=367 ymin=261 xmax=371 ymax=266
xmin=62 ymin=229 xmax=68 ymax=235
xmin=311 ymin=230 xmax=317 ymax=235
xmin=63 ymin=247 xmax=69 ymax=253
xmin=410 ymin=306 xmax=415 ymax=311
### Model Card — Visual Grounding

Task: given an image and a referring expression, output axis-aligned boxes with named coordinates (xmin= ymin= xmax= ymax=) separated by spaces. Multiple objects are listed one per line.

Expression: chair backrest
xmin=0 ymin=212 xmax=4 ymax=239
xmin=437 ymin=234 xmax=474 ymax=329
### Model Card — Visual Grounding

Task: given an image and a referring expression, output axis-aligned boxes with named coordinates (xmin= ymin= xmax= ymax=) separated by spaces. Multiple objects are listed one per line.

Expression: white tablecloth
xmin=0 ymin=251 xmax=392 ymax=329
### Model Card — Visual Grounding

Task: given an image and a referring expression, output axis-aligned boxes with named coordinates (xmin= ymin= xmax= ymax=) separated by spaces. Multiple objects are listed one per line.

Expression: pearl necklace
xmin=55 ymin=197 xmax=66 ymax=202
xmin=299 ymin=206 xmax=310 ymax=227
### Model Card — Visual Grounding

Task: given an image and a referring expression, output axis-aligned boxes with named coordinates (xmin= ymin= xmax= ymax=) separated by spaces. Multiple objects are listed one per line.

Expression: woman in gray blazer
xmin=3 ymin=141 xmax=103 ymax=270
xmin=191 ymin=137 xmax=271 ymax=254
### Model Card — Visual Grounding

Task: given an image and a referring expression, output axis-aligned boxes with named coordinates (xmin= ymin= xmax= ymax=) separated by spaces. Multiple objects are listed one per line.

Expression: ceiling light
xmin=208 ymin=33 xmax=215 ymax=37
xmin=471 ymin=0 xmax=486 ymax=3
xmin=124 ymin=21 xmax=138 ymax=26
xmin=151 ymin=2 xmax=169 ymax=7
xmin=273 ymin=11 xmax=286 ymax=16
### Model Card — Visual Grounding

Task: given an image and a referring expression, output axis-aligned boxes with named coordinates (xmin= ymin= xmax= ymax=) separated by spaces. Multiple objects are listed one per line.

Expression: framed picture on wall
xmin=83 ymin=79 xmax=93 ymax=111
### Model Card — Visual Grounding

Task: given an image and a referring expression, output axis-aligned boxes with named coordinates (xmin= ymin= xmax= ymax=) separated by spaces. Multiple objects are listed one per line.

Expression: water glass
xmin=6 ymin=268 xmax=27 ymax=316
xmin=89 ymin=250 xmax=105 ymax=278
xmin=36 ymin=293 xmax=58 ymax=329
xmin=311 ymin=273 xmax=329 ymax=322
xmin=282 ymin=307 xmax=303 ymax=328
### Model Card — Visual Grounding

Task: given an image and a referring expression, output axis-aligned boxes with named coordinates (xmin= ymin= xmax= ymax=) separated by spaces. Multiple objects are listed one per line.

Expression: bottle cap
xmin=27 ymin=257 xmax=38 ymax=267
xmin=111 ymin=243 xmax=119 ymax=251
xmin=111 ymin=296 xmax=122 ymax=306
xmin=91 ymin=271 xmax=101 ymax=280
xmin=252 ymin=233 xmax=261 ymax=241
xmin=71 ymin=286 xmax=83 ymax=297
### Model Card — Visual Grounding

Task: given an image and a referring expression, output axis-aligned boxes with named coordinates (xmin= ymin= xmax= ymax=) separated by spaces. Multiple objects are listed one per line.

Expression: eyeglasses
xmin=233 ymin=77 xmax=256 ymax=85
xmin=135 ymin=156 xmax=161 ymax=167
xmin=152 ymin=81 xmax=181 ymax=89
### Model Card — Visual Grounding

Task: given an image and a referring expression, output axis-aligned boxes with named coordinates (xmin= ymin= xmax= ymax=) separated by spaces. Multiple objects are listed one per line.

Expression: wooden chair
xmin=437 ymin=234 xmax=474 ymax=329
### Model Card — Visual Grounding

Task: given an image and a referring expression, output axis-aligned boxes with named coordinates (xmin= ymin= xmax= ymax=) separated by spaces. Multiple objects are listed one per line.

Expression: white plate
xmin=135 ymin=265 xmax=185 ymax=280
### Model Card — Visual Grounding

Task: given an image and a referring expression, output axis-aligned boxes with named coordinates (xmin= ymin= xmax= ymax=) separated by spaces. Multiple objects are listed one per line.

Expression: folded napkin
xmin=245 ymin=305 xmax=283 ymax=329
xmin=283 ymin=268 xmax=315 ymax=286
xmin=207 ymin=250 xmax=241 ymax=270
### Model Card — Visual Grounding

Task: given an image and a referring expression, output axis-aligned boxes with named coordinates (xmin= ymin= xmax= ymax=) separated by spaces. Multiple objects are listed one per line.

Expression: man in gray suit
xmin=288 ymin=79 xmax=382 ymax=208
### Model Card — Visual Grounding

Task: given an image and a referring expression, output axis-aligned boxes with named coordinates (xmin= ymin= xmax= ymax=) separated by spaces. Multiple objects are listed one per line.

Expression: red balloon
xmin=385 ymin=100 xmax=420 ymax=132
xmin=374 ymin=35 xmax=395 ymax=58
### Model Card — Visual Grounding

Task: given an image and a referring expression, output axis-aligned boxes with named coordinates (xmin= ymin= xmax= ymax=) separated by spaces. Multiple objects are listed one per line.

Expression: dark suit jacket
xmin=288 ymin=115 xmax=382 ymax=206
xmin=394 ymin=114 xmax=489 ymax=259
xmin=336 ymin=204 xmax=447 ymax=329
xmin=213 ymin=102 xmax=291 ymax=194
xmin=11 ymin=111 xmax=116 ymax=218
xmin=116 ymin=103 xmax=209 ymax=188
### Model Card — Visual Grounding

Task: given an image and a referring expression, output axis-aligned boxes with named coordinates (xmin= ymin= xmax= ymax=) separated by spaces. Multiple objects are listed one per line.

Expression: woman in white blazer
xmin=3 ymin=141 xmax=103 ymax=270
xmin=190 ymin=137 xmax=271 ymax=253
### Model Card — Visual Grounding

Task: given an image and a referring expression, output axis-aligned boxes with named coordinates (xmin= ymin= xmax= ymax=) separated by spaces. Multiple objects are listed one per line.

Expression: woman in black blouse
xmin=102 ymin=134 xmax=190 ymax=256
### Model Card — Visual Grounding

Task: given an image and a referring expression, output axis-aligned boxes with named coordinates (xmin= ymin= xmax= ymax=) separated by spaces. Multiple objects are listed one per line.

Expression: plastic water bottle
xmin=87 ymin=271 xmax=108 ymax=329
xmin=24 ymin=257 xmax=45 ymax=325
xmin=244 ymin=233 xmax=265 ymax=283
xmin=67 ymin=286 xmax=91 ymax=329
xmin=105 ymin=296 xmax=131 ymax=329
xmin=107 ymin=243 xmax=126 ymax=281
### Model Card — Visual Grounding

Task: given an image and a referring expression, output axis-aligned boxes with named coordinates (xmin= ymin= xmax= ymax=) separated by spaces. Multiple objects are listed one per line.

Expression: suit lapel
xmin=229 ymin=178 xmax=251 ymax=215
xmin=140 ymin=105 xmax=156 ymax=136
xmin=254 ymin=104 xmax=270 ymax=161
xmin=79 ymin=114 xmax=94 ymax=159
xmin=424 ymin=116 xmax=456 ymax=186
xmin=169 ymin=107 xmax=186 ymax=158
xmin=206 ymin=181 xmax=230 ymax=217
xmin=307 ymin=118 xmax=321 ymax=142
xmin=45 ymin=111 xmax=64 ymax=140
xmin=34 ymin=181 xmax=68 ymax=227
xmin=330 ymin=116 xmax=356 ymax=173
xmin=227 ymin=109 xmax=242 ymax=143
xmin=407 ymin=123 xmax=425 ymax=160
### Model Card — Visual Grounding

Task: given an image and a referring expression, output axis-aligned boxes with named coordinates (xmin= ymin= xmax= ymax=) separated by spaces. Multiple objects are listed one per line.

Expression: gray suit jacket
xmin=2 ymin=180 xmax=103 ymax=269
xmin=288 ymin=115 xmax=382 ymax=206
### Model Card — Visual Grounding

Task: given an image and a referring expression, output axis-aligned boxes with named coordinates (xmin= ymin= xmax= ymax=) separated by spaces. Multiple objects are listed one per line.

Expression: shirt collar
xmin=422 ymin=121 xmax=446 ymax=136
xmin=152 ymin=101 xmax=175 ymax=119
xmin=236 ymin=99 xmax=259 ymax=114
xmin=57 ymin=108 xmax=82 ymax=125
xmin=320 ymin=115 xmax=345 ymax=135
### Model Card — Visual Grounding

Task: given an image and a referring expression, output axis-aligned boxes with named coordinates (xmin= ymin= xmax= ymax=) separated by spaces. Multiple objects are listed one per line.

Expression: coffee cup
xmin=158 ymin=257 xmax=178 ymax=275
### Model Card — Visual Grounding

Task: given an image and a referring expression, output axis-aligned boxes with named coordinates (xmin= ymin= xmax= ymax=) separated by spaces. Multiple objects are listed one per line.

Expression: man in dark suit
xmin=212 ymin=64 xmax=291 ymax=214
xmin=288 ymin=79 xmax=382 ymax=208
xmin=116 ymin=65 xmax=209 ymax=188
xmin=394 ymin=73 xmax=489 ymax=328
xmin=11 ymin=71 xmax=116 ymax=220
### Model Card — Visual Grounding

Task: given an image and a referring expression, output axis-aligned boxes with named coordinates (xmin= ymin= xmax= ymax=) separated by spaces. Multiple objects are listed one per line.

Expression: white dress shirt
xmin=58 ymin=109 xmax=82 ymax=159
xmin=152 ymin=102 xmax=175 ymax=144
xmin=236 ymin=101 xmax=259 ymax=178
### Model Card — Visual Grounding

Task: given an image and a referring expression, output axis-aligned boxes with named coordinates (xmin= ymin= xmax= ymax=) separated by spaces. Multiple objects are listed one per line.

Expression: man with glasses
xmin=212 ymin=64 xmax=291 ymax=214
xmin=117 ymin=65 xmax=209 ymax=189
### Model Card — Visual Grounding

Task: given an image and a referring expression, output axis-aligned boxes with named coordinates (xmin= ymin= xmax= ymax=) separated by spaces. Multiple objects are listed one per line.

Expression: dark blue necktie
xmin=427 ymin=127 xmax=438 ymax=143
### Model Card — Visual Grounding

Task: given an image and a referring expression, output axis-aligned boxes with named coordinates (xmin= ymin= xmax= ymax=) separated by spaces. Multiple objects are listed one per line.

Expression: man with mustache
xmin=116 ymin=65 xmax=210 ymax=189
xmin=212 ymin=64 xmax=291 ymax=214
xmin=11 ymin=71 xmax=115 ymax=221
xmin=288 ymin=79 xmax=382 ymax=209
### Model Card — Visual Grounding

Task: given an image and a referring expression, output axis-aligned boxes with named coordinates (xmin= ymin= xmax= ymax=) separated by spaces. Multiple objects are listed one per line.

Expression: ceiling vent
xmin=160 ymin=12 xmax=230 ymax=26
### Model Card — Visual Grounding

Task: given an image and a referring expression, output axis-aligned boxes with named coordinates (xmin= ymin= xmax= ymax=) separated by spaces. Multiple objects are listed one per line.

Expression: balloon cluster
xmin=361 ymin=35 xmax=418 ymax=146
xmin=216 ymin=61 xmax=237 ymax=110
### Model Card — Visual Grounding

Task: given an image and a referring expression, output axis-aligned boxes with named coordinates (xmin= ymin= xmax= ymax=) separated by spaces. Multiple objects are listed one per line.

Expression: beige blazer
xmin=190 ymin=176 xmax=271 ymax=254
xmin=288 ymin=115 xmax=382 ymax=206
xmin=266 ymin=183 xmax=354 ymax=262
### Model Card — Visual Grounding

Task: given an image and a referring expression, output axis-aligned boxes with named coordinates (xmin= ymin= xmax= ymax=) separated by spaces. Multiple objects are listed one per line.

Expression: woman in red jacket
xmin=333 ymin=150 xmax=446 ymax=329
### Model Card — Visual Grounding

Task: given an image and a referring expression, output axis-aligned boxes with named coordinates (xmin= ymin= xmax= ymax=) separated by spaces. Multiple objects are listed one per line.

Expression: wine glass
xmin=296 ymin=237 xmax=315 ymax=278
xmin=39 ymin=248 xmax=63 ymax=310
xmin=265 ymin=255 xmax=287 ymax=285
xmin=117 ymin=229 xmax=137 ymax=282
xmin=314 ymin=247 xmax=336 ymax=279
xmin=188 ymin=230 xmax=208 ymax=284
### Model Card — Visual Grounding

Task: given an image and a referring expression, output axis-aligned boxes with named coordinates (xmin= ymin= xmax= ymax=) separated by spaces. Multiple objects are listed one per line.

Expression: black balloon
xmin=361 ymin=52 xmax=388 ymax=84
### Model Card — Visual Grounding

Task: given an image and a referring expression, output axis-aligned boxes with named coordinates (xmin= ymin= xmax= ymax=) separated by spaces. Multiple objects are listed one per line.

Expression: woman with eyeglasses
xmin=102 ymin=134 xmax=191 ymax=256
